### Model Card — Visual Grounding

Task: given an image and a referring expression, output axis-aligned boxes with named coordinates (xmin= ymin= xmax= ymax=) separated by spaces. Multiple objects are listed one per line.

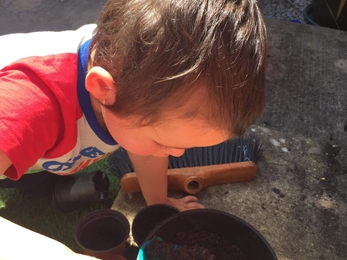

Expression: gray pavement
xmin=1 ymin=1 xmax=347 ymax=260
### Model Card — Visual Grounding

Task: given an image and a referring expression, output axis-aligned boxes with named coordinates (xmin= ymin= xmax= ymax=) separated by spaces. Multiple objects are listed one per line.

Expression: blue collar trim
xmin=77 ymin=39 xmax=117 ymax=145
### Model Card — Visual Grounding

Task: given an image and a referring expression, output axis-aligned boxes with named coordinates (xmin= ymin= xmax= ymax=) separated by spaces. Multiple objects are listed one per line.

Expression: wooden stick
xmin=120 ymin=161 xmax=258 ymax=194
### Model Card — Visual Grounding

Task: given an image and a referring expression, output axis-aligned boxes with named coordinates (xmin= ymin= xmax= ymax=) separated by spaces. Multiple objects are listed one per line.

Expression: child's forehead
xmin=148 ymin=91 xmax=220 ymax=130
xmin=150 ymin=119 xmax=229 ymax=148
xmin=152 ymin=117 xmax=228 ymax=138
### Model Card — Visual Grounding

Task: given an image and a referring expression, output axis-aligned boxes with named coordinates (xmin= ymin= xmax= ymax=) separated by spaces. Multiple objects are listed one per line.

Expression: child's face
xmin=103 ymin=109 xmax=229 ymax=157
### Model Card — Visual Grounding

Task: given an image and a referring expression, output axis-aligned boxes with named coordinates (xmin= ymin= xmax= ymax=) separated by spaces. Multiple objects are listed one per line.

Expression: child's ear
xmin=85 ymin=66 xmax=116 ymax=105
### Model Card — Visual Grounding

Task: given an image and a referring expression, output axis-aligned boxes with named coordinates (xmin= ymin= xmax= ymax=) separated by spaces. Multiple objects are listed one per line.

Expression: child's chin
xmin=151 ymin=152 xmax=169 ymax=158
xmin=128 ymin=149 xmax=165 ymax=157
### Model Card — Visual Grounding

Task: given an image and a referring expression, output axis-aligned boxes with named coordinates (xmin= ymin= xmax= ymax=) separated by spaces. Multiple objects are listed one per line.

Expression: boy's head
xmin=89 ymin=0 xmax=266 ymax=138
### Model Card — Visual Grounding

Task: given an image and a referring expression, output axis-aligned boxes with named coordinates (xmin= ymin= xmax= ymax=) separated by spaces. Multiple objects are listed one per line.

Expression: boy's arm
xmin=127 ymin=152 xmax=205 ymax=211
xmin=127 ymin=152 xmax=168 ymax=205
xmin=0 ymin=216 xmax=99 ymax=260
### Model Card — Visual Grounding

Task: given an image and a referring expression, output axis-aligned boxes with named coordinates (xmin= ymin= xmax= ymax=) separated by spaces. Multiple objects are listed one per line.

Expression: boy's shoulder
xmin=0 ymin=24 xmax=96 ymax=69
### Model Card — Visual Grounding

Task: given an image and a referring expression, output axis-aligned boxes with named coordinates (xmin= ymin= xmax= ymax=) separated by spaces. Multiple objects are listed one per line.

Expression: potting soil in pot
xmin=145 ymin=230 xmax=248 ymax=260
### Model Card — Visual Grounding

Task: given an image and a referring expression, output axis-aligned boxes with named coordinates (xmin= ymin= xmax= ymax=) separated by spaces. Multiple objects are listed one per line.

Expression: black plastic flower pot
xmin=138 ymin=209 xmax=278 ymax=260
xmin=303 ymin=4 xmax=319 ymax=26
xmin=53 ymin=170 xmax=110 ymax=212
xmin=75 ymin=209 xmax=130 ymax=260
xmin=132 ymin=204 xmax=179 ymax=247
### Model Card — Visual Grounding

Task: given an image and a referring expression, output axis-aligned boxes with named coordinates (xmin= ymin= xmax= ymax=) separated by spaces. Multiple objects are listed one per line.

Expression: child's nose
xmin=165 ymin=147 xmax=185 ymax=157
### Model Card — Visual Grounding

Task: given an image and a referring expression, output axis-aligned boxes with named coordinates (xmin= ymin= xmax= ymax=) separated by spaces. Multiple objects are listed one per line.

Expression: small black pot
xmin=139 ymin=209 xmax=278 ymax=260
xmin=53 ymin=170 xmax=110 ymax=212
xmin=75 ymin=209 xmax=130 ymax=259
xmin=132 ymin=204 xmax=179 ymax=246
xmin=303 ymin=4 xmax=319 ymax=26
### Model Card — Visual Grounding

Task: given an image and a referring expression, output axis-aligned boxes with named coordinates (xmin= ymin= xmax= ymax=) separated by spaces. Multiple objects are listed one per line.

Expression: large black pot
xmin=138 ymin=209 xmax=278 ymax=260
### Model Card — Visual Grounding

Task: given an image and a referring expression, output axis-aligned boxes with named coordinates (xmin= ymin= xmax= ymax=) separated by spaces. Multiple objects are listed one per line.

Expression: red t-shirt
xmin=0 ymin=25 xmax=118 ymax=180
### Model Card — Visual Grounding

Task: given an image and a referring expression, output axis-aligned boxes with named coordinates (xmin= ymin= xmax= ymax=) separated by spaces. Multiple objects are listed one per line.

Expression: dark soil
xmin=145 ymin=230 xmax=248 ymax=260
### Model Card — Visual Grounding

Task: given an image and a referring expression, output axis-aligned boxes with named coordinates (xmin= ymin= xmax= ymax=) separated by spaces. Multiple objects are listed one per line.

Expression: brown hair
xmin=90 ymin=0 xmax=266 ymax=136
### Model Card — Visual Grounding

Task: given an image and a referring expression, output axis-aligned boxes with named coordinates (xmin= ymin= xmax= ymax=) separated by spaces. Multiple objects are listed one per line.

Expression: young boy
xmin=0 ymin=0 xmax=266 ymax=258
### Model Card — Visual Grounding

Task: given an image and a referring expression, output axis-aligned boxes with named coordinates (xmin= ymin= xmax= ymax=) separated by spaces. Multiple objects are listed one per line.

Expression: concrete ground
xmin=1 ymin=1 xmax=346 ymax=260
